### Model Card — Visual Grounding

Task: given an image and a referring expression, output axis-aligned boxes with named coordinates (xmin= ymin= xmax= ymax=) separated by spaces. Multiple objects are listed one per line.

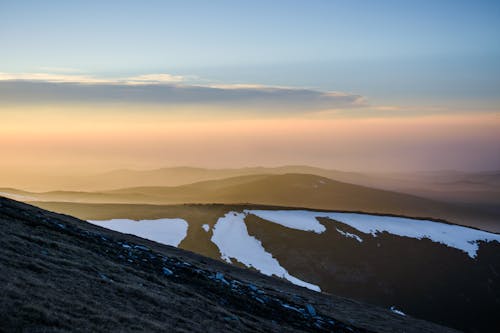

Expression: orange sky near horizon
xmin=1 ymin=106 xmax=499 ymax=174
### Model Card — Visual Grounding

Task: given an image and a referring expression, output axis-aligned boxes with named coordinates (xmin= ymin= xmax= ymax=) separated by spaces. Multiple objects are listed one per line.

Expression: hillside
xmin=2 ymin=166 xmax=498 ymax=207
xmin=0 ymin=196 xmax=460 ymax=333
xmin=3 ymin=173 xmax=498 ymax=231
xmin=31 ymin=201 xmax=500 ymax=332
xmin=0 ymin=166 xmax=365 ymax=192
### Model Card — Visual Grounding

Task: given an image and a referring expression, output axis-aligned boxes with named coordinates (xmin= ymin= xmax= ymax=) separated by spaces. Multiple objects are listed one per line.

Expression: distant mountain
xmin=359 ymin=170 xmax=500 ymax=205
xmin=0 ymin=166 xmax=367 ymax=191
xmin=80 ymin=167 xmax=500 ymax=208
xmin=0 ymin=197 xmax=459 ymax=333
xmin=30 ymin=200 xmax=500 ymax=332
xmin=2 ymin=173 xmax=499 ymax=231
xmin=2 ymin=165 xmax=497 ymax=206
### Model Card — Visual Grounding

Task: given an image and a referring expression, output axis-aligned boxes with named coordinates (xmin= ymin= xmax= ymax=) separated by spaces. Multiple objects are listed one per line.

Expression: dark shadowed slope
xmin=0 ymin=197 xmax=459 ymax=333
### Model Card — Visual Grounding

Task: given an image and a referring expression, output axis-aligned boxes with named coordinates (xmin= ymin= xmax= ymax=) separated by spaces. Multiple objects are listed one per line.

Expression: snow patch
xmin=202 ymin=224 xmax=210 ymax=232
xmin=325 ymin=212 xmax=500 ymax=259
xmin=390 ymin=306 xmax=406 ymax=316
xmin=244 ymin=210 xmax=500 ymax=258
xmin=336 ymin=228 xmax=363 ymax=242
xmin=211 ymin=212 xmax=321 ymax=292
xmin=245 ymin=210 xmax=326 ymax=233
xmin=88 ymin=218 xmax=188 ymax=247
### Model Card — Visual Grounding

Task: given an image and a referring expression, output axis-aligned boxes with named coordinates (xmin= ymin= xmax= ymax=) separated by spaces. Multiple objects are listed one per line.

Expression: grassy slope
xmin=30 ymin=201 xmax=500 ymax=332
xmin=0 ymin=197 xmax=458 ymax=333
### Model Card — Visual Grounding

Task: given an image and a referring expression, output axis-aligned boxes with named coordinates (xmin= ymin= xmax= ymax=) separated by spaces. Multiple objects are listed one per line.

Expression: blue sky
xmin=1 ymin=0 xmax=499 ymax=108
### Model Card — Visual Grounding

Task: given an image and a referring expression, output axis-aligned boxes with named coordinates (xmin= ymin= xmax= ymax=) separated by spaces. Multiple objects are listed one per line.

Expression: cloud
xmin=0 ymin=72 xmax=112 ymax=84
xmin=0 ymin=72 xmax=366 ymax=111
xmin=125 ymin=74 xmax=184 ymax=84
xmin=0 ymin=72 xmax=184 ymax=84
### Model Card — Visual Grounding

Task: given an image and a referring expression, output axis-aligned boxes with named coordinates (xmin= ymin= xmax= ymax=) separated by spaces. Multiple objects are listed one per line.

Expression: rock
xmin=98 ymin=272 xmax=112 ymax=282
xmin=215 ymin=272 xmax=230 ymax=285
xmin=133 ymin=244 xmax=149 ymax=251
xmin=281 ymin=302 xmax=302 ymax=314
xmin=254 ymin=297 xmax=266 ymax=304
xmin=162 ymin=267 xmax=173 ymax=276
xmin=223 ymin=315 xmax=239 ymax=322
xmin=306 ymin=304 xmax=316 ymax=316
xmin=248 ymin=284 xmax=258 ymax=292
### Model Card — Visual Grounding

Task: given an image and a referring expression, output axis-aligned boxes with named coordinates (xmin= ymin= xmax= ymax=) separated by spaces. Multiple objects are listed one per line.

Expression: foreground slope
xmin=0 ymin=197 xmax=458 ymax=333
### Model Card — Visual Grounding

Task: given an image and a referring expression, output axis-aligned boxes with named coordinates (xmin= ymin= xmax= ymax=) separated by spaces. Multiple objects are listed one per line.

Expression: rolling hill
xmin=2 ymin=173 xmax=498 ymax=231
xmin=2 ymin=166 xmax=498 ymax=206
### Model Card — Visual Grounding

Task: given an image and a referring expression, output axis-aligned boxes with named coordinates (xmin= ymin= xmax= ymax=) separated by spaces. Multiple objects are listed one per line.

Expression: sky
xmin=0 ymin=0 xmax=499 ymax=173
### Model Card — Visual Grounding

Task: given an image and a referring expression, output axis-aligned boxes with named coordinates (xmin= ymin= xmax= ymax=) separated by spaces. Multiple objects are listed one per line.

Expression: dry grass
xmin=0 ymin=197 xmax=459 ymax=333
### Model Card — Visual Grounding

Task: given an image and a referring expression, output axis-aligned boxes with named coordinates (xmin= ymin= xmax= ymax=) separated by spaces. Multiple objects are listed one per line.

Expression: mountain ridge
xmin=2 ymin=173 xmax=498 ymax=232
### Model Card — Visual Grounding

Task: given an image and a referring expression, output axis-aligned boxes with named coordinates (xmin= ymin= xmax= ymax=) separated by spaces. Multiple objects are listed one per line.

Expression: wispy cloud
xmin=0 ymin=72 xmax=184 ymax=84
xmin=0 ymin=72 xmax=112 ymax=84
xmin=0 ymin=72 xmax=366 ymax=111
xmin=125 ymin=73 xmax=184 ymax=84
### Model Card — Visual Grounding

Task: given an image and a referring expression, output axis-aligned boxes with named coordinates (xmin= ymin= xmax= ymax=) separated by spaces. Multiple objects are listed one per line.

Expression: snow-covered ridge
xmin=88 ymin=218 xmax=189 ymax=247
xmin=245 ymin=210 xmax=500 ymax=258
